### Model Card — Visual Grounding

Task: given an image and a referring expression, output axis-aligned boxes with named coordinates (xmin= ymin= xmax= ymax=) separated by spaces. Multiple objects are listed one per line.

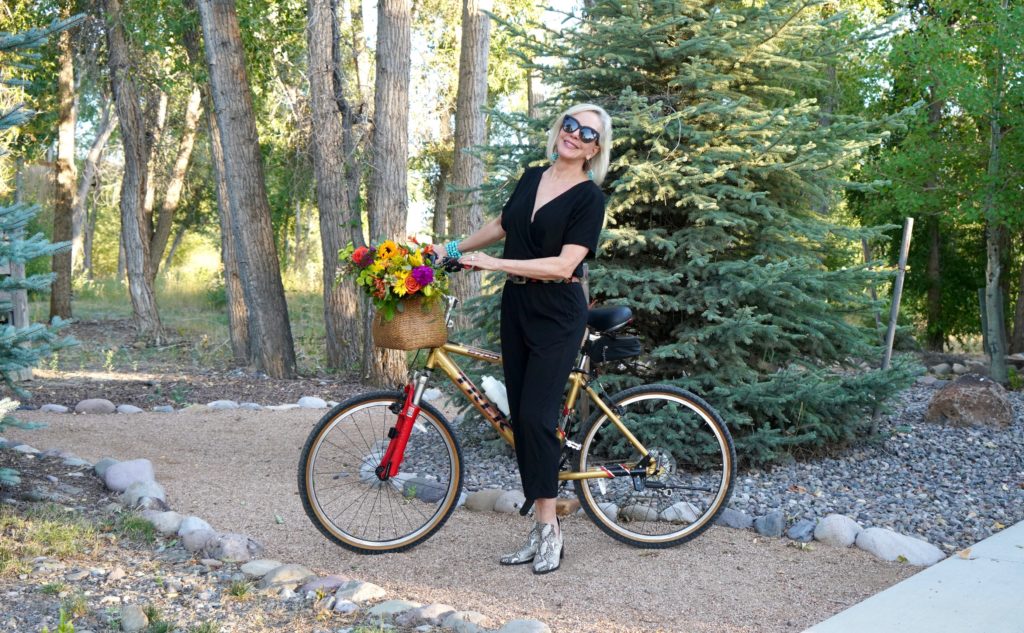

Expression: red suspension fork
xmin=375 ymin=375 xmax=427 ymax=480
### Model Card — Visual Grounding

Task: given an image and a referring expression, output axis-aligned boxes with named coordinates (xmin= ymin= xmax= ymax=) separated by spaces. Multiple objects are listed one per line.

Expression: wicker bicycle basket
xmin=371 ymin=296 xmax=448 ymax=350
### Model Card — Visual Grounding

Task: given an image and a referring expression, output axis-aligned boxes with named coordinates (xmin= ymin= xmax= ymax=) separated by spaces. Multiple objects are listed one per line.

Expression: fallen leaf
xmin=787 ymin=484 xmax=808 ymax=494
xmin=957 ymin=548 xmax=972 ymax=559
xmin=274 ymin=515 xmax=285 ymax=525
xmin=994 ymin=522 xmax=1006 ymax=530
xmin=896 ymin=555 xmax=908 ymax=563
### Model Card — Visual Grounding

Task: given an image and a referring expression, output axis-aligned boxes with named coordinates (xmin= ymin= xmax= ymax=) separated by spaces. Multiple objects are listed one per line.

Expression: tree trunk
xmin=1010 ymin=228 xmax=1024 ymax=353
xmin=50 ymin=14 xmax=76 ymax=320
xmin=448 ymin=0 xmax=491 ymax=311
xmin=308 ymin=0 xmax=364 ymax=369
xmin=432 ymin=106 xmax=453 ymax=239
xmin=162 ymin=223 xmax=187 ymax=271
xmin=182 ymin=0 xmax=251 ymax=364
xmin=527 ymin=70 xmax=542 ymax=120
xmin=142 ymin=90 xmax=168 ymax=235
xmin=366 ymin=0 xmax=412 ymax=386
xmin=198 ymin=0 xmax=297 ymax=378
xmin=84 ymin=186 xmax=97 ymax=279
xmin=105 ymin=0 xmax=162 ymax=339
xmin=983 ymin=0 xmax=1009 ymax=383
xmin=151 ymin=85 xmax=203 ymax=277
xmin=72 ymin=101 xmax=116 ymax=276
xmin=334 ymin=0 xmax=367 ymax=248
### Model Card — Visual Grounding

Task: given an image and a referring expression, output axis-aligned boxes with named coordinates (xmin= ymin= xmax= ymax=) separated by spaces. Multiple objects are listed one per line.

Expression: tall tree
xmin=104 ymin=0 xmax=162 ymax=339
xmin=71 ymin=100 xmax=115 ymax=276
xmin=487 ymin=0 xmax=917 ymax=465
xmin=49 ymin=1 xmax=76 ymax=320
xmin=307 ymin=0 xmax=364 ymax=368
xmin=448 ymin=0 xmax=491 ymax=307
xmin=367 ymin=0 xmax=412 ymax=385
xmin=197 ymin=0 xmax=297 ymax=378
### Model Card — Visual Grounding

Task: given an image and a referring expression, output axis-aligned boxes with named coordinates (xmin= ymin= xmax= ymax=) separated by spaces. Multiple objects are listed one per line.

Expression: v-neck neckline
xmin=530 ymin=168 xmax=589 ymax=224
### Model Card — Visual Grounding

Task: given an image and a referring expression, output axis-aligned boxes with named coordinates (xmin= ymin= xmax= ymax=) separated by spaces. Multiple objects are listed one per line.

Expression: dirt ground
xmin=6 ymin=407 xmax=918 ymax=633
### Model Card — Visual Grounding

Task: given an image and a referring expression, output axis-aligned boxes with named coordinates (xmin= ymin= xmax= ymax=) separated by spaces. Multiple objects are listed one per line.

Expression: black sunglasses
xmin=561 ymin=114 xmax=601 ymax=144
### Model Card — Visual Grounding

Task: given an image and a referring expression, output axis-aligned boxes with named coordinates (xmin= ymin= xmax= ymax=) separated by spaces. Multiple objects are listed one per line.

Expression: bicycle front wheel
xmin=298 ymin=391 xmax=463 ymax=554
xmin=575 ymin=385 xmax=735 ymax=548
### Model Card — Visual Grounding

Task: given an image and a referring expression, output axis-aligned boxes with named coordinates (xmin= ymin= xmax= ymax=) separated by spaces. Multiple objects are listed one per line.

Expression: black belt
xmin=507 ymin=274 xmax=581 ymax=284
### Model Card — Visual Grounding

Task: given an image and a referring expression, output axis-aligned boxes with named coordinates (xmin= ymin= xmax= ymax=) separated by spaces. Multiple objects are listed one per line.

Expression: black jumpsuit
xmin=499 ymin=166 xmax=605 ymax=501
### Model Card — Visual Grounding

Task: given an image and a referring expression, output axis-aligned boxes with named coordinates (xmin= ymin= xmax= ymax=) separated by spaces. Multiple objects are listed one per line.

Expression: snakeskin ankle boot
xmin=532 ymin=522 xmax=564 ymax=575
xmin=499 ymin=522 xmax=542 ymax=565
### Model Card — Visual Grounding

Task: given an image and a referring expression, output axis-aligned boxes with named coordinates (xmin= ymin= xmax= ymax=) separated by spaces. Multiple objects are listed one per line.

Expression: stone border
xmin=0 ymin=439 xmax=552 ymax=633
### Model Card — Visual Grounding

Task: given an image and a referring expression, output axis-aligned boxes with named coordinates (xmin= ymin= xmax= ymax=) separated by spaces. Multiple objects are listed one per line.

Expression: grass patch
xmin=226 ymin=579 xmax=253 ymax=601
xmin=41 ymin=608 xmax=75 ymax=633
xmin=0 ymin=505 xmax=98 ymax=577
xmin=191 ymin=623 xmax=221 ymax=633
xmin=108 ymin=511 xmax=157 ymax=544
xmin=143 ymin=605 xmax=176 ymax=633
xmin=61 ymin=591 xmax=89 ymax=618
xmin=40 ymin=581 xmax=66 ymax=595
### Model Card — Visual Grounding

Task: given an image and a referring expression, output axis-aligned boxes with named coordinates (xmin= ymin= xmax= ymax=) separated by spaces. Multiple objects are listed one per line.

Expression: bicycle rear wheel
xmin=298 ymin=391 xmax=463 ymax=554
xmin=574 ymin=385 xmax=735 ymax=548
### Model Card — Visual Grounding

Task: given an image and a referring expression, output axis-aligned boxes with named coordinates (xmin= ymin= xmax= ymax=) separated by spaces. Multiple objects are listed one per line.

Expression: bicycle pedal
xmin=387 ymin=427 xmax=397 ymax=439
xmin=630 ymin=475 xmax=647 ymax=492
xmin=565 ymin=440 xmax=581 ymax=450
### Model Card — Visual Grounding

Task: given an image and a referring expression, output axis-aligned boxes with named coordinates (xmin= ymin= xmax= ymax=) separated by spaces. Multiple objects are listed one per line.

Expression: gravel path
xmin=10 ymin=405 xmax=920 ymax=633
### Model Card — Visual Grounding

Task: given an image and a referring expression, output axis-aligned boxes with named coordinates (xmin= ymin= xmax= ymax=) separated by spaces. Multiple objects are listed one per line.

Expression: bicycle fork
xmin=375 ymin=374 xmax=429 ymax=481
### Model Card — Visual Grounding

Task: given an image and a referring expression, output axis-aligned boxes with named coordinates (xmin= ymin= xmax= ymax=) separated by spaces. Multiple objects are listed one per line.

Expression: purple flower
xmin=411 ymin=266 xmax=434 ymax=287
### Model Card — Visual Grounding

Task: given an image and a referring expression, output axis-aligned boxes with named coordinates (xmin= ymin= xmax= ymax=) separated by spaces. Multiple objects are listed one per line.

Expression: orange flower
xmin=405 ymin=275 xmax=422 ymax=294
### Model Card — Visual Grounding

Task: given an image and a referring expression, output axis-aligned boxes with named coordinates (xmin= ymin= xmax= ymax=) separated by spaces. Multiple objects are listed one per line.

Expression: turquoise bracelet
xmin=445 ymin=240 xmax=463 ymax=260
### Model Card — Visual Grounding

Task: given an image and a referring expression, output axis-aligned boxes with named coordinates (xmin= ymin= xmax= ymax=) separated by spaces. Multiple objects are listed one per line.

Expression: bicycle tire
xmin=298 ymin=390 xmax=463 ymax=554
xmin=574 ymin=384 xmax=735 ymax=548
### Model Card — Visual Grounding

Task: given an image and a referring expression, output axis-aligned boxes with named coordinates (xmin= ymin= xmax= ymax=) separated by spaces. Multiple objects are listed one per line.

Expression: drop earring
xmin=550 ymin=151 xmax=558 ymax=161
xmin=587 ymin=169 xmax=595 ymax=181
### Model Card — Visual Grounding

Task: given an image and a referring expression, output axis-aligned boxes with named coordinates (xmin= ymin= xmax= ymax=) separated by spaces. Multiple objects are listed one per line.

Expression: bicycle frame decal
xmin=426 ymin=345 xmax=515 ymax=445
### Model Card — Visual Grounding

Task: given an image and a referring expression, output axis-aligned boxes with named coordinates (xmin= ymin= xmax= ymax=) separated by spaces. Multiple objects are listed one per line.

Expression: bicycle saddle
xmin=587 ymin=305 xmax=633 ymax=333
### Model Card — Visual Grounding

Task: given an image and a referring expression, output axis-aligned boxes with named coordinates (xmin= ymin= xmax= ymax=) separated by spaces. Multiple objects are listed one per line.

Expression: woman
xmin=445 ymin=104 xmax=612 ymax=574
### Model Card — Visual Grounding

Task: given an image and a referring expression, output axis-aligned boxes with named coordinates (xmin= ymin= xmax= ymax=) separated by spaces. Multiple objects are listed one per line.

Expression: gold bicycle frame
xmin=424 ymin=343 xmax=653 ymax=481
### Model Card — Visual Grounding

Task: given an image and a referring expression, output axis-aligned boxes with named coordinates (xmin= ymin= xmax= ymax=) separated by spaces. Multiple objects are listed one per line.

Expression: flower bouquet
xmin=339 ymin=239 xmax=450 ymax=350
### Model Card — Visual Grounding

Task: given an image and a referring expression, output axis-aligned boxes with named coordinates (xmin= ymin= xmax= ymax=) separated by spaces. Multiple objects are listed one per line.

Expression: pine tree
xmin=1 ymin=17 xmax=80 ymax=484
xmin=470 ymin=0 xmax=918 ymax=465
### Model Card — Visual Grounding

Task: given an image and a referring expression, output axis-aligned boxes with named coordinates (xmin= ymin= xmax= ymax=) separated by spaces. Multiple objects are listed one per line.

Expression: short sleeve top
xmin=499 ymin=166 xmax=605 ymax=278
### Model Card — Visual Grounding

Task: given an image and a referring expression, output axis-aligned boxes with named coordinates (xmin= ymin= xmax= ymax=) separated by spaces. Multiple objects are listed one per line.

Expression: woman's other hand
xmin=459 ymin=252 xmax=499 ymax=271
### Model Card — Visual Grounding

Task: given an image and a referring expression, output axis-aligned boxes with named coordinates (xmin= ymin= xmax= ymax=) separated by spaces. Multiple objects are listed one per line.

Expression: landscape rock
xmin=366 ymin=599 xmax=422 ymax=621
xmin=335 ymin=580 xmax=387 ymax=603
xmin=621 ymin=504 xmax=660 ymax=522
xmin=497 ymin=619 xmax=552 ymax=633
xmin=239 ymin=402 xmax=263 ymax=411
xmin=952 ymin=363 xmax=968 ymax=375
xmin=660 ymin=501 xmax=700 ymax=524
xmin=63 ymin=457 xmax=91 ymax=468
xmin=597 ymin=502 xmax=619 ymax=519
xmin=177 ymin=516 xmax=213 ymax=535
xmin=265 ymin=404 xmax=300 ymax=411
xmin=916 ymin=375 xmax=938 ymax=386
xmin=494 ymin=489 xmax=527 ymax=513
xmin=107 ymin=566 xmax=126 ymax=582
xmin=207 ymin=400 xmax=240 ymax=410
xmin=421 ymin=388 xmax=442 ymax=402
xmin=152 ymin=405 xmax=175 ymax=413
xmin=925 ymin=374 xmax=1013 ymax=428
xmin=40 ymin=404 xmax=69 ymax=413
xmin=299 ymin=574 xmax=350 ymax=593
xmin=257 ymin=564 xmax=315 ymax=590
xmin=297 ymin=396 xmax=327 ymax=409
xmin=929 ymin=363 xmax=951 ymax=375
xmin=333 ymin=599 xmax=358 ymax=614
xmin=120 ymin=480 xmax=166 ymax=507
xmin=205 ymin=533 xmax=264 ymax=563
xmin=74 ymin=398 xmax=116 ymax=414
xmin=443 ymin=611 xmax=494 ymax=633
xmin=395 ymin=603 xmax=457 ymax=627
xmin=403 ymin=476 xmax=447 ymax=503
xmin=464 ymin=489 xmax=504 ymax=512
xmin=240 ymin=559 xmax=284 ymax=578
xmin=103 ymin=459 xmax=155 ymax=492
xmin=93 ymin=458 xmax=119 ymax=478
xmin=787 ymin=518 xmax=817 ymax=542
xmin=181 ymin=529 xmax=216 ymax=553
xmin=814 ymin=514 xmax=863 ymax=547
xmin=555 ymin=498 xmax=581 ymax=516
xmin=119 ymin=605 xmax=148 ymax=632
xmin=11 ymin=444 xmax=39 ymax=454
xmin=754 ymin=510 xmax=785 ymax=537
xmin=116 ymin=404 xmax=144 ymax=414
xmin=140 ymin=510 xmax=184 ymax=536
xmin=855 ymin=527 xmax=945 ymax=566
xmin=715 ymin=507 xmax=754 ymax=529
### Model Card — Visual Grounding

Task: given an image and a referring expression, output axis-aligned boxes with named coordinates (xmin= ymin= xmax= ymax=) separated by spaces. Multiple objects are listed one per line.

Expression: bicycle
xmin=298 ymin=296 xmax=736 ymax=554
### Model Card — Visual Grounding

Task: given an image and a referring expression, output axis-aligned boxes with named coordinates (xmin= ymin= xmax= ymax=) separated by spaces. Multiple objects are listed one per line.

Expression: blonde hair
xmin=545 ymin=103 xmax=613 ymax=185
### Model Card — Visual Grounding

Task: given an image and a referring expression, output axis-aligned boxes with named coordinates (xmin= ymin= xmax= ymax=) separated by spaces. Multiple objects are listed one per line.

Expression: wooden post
xmin=882 ymin=217 xmax=914 ymax=371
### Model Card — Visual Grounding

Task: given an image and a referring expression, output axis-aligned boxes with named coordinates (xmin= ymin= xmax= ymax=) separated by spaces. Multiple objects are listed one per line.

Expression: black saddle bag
xmin=587 ymin=333 xmax=642 ymax=364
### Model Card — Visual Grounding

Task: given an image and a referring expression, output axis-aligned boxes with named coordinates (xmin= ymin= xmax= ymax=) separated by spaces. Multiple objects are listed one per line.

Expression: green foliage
xmin=0 ymin=505 xmax=98 ymax=578
xmin=41 ymin=607 xmax=76 ymax=633
xmin=469 ymin=0 xmax=919 ymax=465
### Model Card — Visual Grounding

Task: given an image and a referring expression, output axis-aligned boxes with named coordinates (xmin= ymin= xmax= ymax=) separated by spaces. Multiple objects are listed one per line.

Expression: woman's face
xmin=557 ymin=110 xmax=602 ymax=163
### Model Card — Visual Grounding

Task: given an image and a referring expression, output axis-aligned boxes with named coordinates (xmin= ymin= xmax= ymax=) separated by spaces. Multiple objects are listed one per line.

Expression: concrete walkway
xmin=806 ymin=521 xmax=1024 ymax=633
